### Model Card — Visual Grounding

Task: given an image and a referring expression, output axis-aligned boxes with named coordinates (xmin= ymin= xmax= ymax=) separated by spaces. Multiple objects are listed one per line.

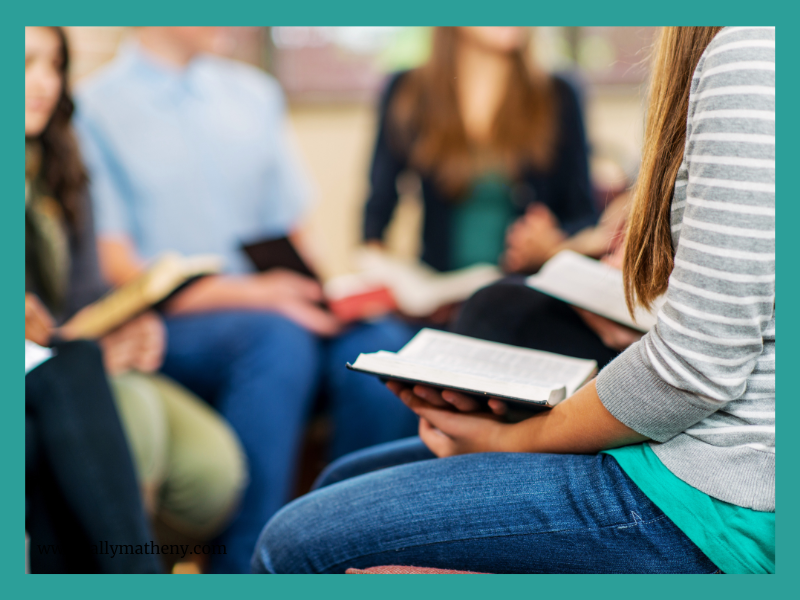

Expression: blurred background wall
xmin=64 ymin=26 xmax=655 ymax=279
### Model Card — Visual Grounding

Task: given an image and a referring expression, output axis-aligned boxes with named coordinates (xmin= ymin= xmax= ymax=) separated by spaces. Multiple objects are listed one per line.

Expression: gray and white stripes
xmin=597 ymin=26 xmax=775 ymax=511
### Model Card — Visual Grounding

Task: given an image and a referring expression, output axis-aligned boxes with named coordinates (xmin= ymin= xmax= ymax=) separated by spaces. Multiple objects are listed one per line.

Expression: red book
xmin=324 ymin=274 xmax=397 ymax=323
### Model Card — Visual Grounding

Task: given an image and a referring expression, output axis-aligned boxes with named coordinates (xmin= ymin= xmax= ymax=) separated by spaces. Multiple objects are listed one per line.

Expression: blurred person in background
xmin=363 ymin=26 xmax=598 ymax=276
xmin=363 ymin=24 xmax=636 ymax=361
xmin=503 ymin=187 xmax=629 ymax=273
xmin=73 ymin=26 xmax=419 ymax=573
xmin=25 ymin=26 xmax=246 ymax=572
xmin=455 ymin=193 xmax=640 ymax=371
xmin=26 ymin=337 xmax=160 ymax=573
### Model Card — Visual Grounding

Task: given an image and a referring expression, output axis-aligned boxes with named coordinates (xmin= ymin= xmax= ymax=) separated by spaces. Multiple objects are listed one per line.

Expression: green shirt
xmin=604 ymin=444 xmax=774 ymax=574
xmin=450 ymin=174 xmax=515 ymax=270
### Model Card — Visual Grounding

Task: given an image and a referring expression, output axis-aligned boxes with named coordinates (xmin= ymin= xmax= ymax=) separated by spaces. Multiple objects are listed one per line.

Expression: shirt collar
xmin=119 ymin=40 xmax=208 ymax=98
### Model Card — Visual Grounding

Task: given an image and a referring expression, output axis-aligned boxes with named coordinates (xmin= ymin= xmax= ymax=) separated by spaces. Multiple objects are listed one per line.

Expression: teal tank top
xmin=604 ymin=444 xmax=774 ymax=574
xmin=449 ymin=174 xmax=516 ymax=270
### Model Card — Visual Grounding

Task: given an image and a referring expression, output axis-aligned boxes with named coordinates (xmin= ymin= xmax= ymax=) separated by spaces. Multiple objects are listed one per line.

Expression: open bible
xmin=526 ymin=250 xmax=665 ymax=332
xmin=348 ymin=329 xmax=597 ymax=414
xmin=323 ymin=249 xmax=503 ymax=322
xmin=58 ymin=253 xmax=222 ymax=340
xmin=352 ymin=249 xmax=503 ymax=317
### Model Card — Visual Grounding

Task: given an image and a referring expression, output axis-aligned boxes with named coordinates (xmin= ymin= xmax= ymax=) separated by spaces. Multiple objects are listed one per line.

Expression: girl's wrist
xmin=495 ymin=414 xmax=547 ymax=453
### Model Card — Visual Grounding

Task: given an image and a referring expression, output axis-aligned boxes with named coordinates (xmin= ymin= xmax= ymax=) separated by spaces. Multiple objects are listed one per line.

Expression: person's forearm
xmin=555 ymin=226 xmax=612 ymax=259
xmin=98 ymin=237 xmax=148 ymax=286
xmin=501 ymin=379 xmax=648 ymax=454
xmin=555 ymin=193 xmax=630 ymax=260
xmin=163 ymin=275 xmax=263 ymax=315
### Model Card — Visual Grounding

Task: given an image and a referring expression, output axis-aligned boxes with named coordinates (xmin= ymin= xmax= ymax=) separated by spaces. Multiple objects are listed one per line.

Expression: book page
xmin=350 ymin=352 xmax=564 ymax=405
xmin=398 ymin=329 xmax=596 ymax=396
xmin=25 ymin=340 xmax=54 ymax=374
xmin=526 ymin=250 xmax=663 ymax=332
xmin=59 ymin=253 xmax=222 ymax=340
xmin=355 ymin=249 xmax=502 ymax=316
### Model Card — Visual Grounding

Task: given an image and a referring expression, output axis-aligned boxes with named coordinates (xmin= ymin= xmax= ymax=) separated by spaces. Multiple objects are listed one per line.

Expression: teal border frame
xmin=5 ymin=2 xmax=793 ymax=597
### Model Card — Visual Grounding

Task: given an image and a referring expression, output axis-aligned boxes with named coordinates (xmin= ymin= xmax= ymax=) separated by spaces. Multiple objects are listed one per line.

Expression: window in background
xmin=271 ymin=27 xmax=431 ymax=102
xmin=576 ymin=27 xmax=656 ymax=85
xmin=270 ymin=26 xmax=657 ymax=103
xmin=65 ymin=27 xmax=270 ymax=86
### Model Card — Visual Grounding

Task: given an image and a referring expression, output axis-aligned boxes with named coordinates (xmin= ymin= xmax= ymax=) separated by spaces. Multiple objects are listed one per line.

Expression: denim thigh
xmin=312 ymin=437 xmax=435 ymax=490
xmin=322 ymin=319 xmax=419 ymax=460
xmin=253 ymin=444 xmax=719 ymax=574
xmin=162 ymin=310 xmax=320 ymax=574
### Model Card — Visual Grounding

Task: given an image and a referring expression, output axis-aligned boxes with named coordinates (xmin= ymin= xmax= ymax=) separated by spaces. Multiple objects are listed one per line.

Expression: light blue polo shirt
xmin=74 ymin=42 xmax=311 ymax=274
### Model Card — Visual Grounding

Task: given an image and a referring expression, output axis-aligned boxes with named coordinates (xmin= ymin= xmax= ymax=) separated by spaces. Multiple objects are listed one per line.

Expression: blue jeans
xmin=252 ymin=438 xmax=720 ymax=574
xmin=161 ymin=311 xmax=418 ymax=573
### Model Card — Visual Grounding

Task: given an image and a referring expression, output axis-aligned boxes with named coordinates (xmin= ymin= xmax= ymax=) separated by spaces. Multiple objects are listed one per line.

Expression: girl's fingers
xmin=397 ymin=384 xmax=490 ymax=417
xmin=488 ymin=399 xmax=508 ymax=415
xmin=418 ymin=418 xmax=453 ymax=458
xmin=403 ymin=396 xmax=472 ymax=437
xmin=399 ymin=388 xmax=439 ymax=415
xmin=26 ymin=317 xmax=49 ymax=346
xmin=399 ymin=388 xmax=427 ymax=411
xmin=441 ymin=390 xmax=481 ymax=412
xmin=413 ymin=385 xmax=450 ymax=407
xmin=386 ymin=380 xmax=406 ymax=396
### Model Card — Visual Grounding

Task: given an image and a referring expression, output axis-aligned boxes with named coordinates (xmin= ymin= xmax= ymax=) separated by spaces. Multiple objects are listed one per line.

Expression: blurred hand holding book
xmin=58 ymin=253 xmax=223 ymax=340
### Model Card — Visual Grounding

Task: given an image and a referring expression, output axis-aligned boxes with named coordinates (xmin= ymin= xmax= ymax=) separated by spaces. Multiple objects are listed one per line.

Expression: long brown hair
xmin=388 ymin=27 xmax=558 ymax=199
xmin=623 ymin=26 xmax=723 ymax=313
xmin=34 ymin=27 xmax=87 ymax=226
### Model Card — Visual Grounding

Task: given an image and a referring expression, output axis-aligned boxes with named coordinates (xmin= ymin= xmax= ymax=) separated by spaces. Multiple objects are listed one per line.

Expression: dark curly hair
xmin=35 ymin=27 xmax=87 ymax=226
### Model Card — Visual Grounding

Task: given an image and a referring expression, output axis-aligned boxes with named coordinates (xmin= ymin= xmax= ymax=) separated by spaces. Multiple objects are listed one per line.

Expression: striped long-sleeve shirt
xmin=597 ymin=26 xmax=775 ymax=512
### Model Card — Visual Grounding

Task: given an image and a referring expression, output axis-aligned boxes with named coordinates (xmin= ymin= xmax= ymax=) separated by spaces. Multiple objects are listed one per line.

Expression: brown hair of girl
xmin=36 ymin=27 xmax=88 ymax=227
xmin=388 ymin=27 xmax=558 ymax=199
xmin=623 ymin=26 xmax=723 ymax=313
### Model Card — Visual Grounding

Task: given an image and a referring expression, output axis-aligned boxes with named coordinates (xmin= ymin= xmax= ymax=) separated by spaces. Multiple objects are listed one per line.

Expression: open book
xmin=348 ymin=329 xmax=597 ymax=412
xmin=59 ymin=253 xmax=222 ymax=340
xmin=25 ymin=340 xmax=54 ymax=374
xmin=526 ymin=250 xmax=665 ymax=332
xmin=241 ymin=238 xmax=400 ymax=323
xmin=325 ymin=249 xmax=503 ymax=319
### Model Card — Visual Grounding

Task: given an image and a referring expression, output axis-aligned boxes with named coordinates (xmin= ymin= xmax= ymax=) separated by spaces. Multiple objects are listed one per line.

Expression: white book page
xmin=526 ymin=250 xmax=664 ymax=332
xmin=397 ymin=329 xmax=596 ymax=397
xmin=351 ymin=352 xmax=564 ymax=405
xmin=25 ymin=340 xmax=53 ymax=374
xmin=355 ymin=249 xmax=502 ymax=316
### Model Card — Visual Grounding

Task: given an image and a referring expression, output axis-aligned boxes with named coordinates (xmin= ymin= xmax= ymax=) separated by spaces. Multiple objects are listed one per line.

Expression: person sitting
xmin=504 ymin=188 xmax=629 ymax=274
xmin=455 ymin=188 xmax=636 ymax=370
xmin=24 ymin=26 xmax=246 ymax=571
xmin=26 ymin=336 xmax=160 ymax=574
xmin=252 ymin=26 xmax=775 ymax=574
xmin=72 ymin=26 xmax=419 ymax=573
xmin=363 ymin=26 xmax=598 ymax=275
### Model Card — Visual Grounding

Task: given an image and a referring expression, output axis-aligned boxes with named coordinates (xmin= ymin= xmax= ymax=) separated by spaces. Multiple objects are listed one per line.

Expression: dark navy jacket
xmin=362 ymin=71 xmax=598 ymax=272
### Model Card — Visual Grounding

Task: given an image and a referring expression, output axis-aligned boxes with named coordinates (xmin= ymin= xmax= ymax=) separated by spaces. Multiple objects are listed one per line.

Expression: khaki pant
xmin=111 ymin=372 xmax=247 ymax=540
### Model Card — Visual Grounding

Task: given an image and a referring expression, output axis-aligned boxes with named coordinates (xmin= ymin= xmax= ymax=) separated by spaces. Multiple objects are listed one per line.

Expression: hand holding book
xmin=25 ymin=292 xmax=54 ymax=347
xmin=349 ymin=329 xmax=597 ymax=411
xmin=387 ymin=381 xmax=512 ymax=457
xmin=59 ymin=253 xmax=222 ymax=340
xmin=158 ymin=267 xmax=342 ymax=337
xmin=389 ymin=381 xmax=510 ymax=416
xmin=98 ymin=311 xmax=165 ymax=376
xmin=389 ymin=378 xmax=648 ymax=459
xmin=526 ymin=250 xmax=664 ymax=332
xmin=573 ymin=307 xmax=643 ymax=351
